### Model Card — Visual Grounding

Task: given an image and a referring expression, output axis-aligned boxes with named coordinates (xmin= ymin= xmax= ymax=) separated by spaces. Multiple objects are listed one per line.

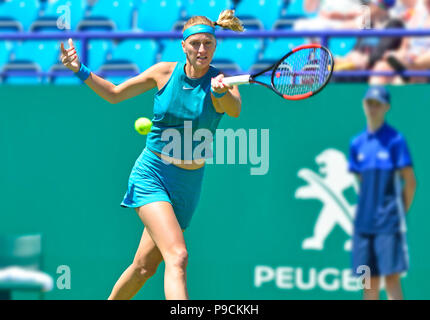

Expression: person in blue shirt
xmin=348 ymin=85 xmax=416 ymax=300
xmin=60 ymin=11 xmax=243 ymax=300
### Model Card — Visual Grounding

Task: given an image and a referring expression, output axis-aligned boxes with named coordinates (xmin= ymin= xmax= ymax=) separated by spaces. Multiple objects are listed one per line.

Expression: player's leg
xmin=108 ymin=224 xmax=163 ymax=300
xmin=385 ymin=273 xmax=403 ymax=300
xmin=363 ymin=276 xmax=381 ymax=300
xmin=136 ymin=201 xmax=190 ymax=300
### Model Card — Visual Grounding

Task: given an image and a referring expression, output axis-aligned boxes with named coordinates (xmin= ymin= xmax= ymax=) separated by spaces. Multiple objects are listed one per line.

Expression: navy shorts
xmin=352 ymin=231 xmax=409 ymax=277
xmin=121 ymin=147 xmax=205 ymax=229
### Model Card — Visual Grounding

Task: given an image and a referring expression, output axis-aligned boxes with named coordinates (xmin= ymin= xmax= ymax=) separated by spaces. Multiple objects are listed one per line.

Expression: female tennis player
xmin=60 ymin=10 xmax=243 ymax=300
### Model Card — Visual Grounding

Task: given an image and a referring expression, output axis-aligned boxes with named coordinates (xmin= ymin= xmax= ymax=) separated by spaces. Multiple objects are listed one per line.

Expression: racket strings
xmin=273 ymin=47 xmax=333 ymax=97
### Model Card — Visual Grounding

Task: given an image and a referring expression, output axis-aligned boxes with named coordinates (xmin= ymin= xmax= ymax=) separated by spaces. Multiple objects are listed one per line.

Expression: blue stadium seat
xmin=136 ymin=0 xmax=182 ymax=31
xmin=272 ymin=16 xmax=305 ymax=30
xmin=329 ymin=38 xmax=357 ymax=57
xmin=30 ymin=16 xmax=69 ymax=32
xmin=38 ymin=0 xmax=86 ymax=31
xmin=38 ymin=38 xmax=105 ymax=74
xmin=11 ymin=40 xmax=59 ymax=71
xmin=183 ymin=0 xmax=232 ymax=21
xmin=282 ymin=0 xmax=308 ymax=16
xmin=104 ymin=39 xmax=158 ymax=72
xmin=159 ymin=39 xmax=185 ymax=62
xmin=0 ymin=0 xmax=40 ymax=31
xmin=214 ymin=39 xmax=262 ymax=71
xmin=50 ymin=75 xmax=81 ymax=84
xmin=261 ymin=18 xmax=308 ymax=60
xmin=235 ymin=15 xmax=264 ymax=30
xmin=0 ymin=17 xmax=22 ymax=32
xmin=250 ymin=59 xmax=276 ymax=74
xmin=87 ymin=39 xmax=113 ymax=71
xmin=234 ymin=0 xmax=282 ymax=29
xmin=1 ymin=60 xmax=43 ymax=84
xmin=0 ymin=40 xmax=11 ymax=69
xmin=211 ymin=58 xmax=240 ymax=75
xmin=48 ymin=63 xmax=81 ymax=84
xmin=267 ymin=18 xmax=308 ymax=53
xmin=87 ymin=0 xmax=135 ymax=30
xmin=77 ymin=16 xmax=116 ymax=31
xmin=262 ymin=38 xmax=307 ymax=60
xmin=99 ymin=60 xmax=140 ymax=85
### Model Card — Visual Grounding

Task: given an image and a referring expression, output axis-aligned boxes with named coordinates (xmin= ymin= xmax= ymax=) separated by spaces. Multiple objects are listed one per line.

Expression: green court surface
xmin=0 ymin=84 xmax=428 ymax=299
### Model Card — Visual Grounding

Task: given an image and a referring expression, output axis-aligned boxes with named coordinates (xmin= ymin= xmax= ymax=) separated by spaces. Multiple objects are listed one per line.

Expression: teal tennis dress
xmin=121 ymin=61 xmax=224 ymax=229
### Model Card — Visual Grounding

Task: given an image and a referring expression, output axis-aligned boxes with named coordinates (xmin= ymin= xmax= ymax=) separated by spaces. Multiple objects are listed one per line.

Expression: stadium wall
xmin=0 ymin=84 xmax=428 ymax=299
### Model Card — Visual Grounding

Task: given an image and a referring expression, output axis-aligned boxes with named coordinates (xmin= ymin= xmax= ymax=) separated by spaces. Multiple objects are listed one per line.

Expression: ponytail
xmin=215 ymin=9 xmax=244 ymax=32
xmin=182 ymin=10 xmax=244 ymax=33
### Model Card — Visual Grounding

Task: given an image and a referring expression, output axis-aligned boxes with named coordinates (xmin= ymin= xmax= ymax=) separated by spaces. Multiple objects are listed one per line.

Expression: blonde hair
xmin=182 ymin=9 xmax=244 ymax=33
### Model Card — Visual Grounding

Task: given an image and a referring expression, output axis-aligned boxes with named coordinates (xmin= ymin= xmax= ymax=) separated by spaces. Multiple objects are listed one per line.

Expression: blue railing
xmin=1 ymin=29 xmax=430 ymax=81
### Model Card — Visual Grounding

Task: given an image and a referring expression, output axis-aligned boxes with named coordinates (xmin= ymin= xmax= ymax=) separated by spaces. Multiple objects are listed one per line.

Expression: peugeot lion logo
xmin=295 ymin=149 xmax=358 ymax=251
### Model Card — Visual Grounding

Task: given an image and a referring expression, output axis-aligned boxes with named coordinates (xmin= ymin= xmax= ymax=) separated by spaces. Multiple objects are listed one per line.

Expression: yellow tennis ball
xmin=134 ymin=117 xmax=152 ymax=135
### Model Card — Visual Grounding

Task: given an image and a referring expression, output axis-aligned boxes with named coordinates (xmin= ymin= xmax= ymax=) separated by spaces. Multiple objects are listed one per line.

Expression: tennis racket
xmin=222 ymin=44 xmax=334 ymax=100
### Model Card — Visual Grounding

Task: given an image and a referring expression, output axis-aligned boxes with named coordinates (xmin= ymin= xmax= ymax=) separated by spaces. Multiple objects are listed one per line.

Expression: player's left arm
xmin=211 ymin=74 xmax=241 ymax=118
xmin=399 ymin=166 xmax=417 ymax=213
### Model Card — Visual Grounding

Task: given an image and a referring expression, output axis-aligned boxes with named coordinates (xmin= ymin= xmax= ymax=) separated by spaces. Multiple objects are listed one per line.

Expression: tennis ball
xmin=134 ymin=117 xmax=152 ymax=135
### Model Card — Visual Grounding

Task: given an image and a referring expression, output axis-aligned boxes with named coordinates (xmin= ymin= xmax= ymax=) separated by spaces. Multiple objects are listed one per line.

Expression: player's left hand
xmin=211 ymin=74 xmax=232 ymax=94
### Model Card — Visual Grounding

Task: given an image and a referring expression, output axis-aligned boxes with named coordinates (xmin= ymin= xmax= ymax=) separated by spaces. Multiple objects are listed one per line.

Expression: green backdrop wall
xmin=0 ymin=84 xmax=428 ymax=299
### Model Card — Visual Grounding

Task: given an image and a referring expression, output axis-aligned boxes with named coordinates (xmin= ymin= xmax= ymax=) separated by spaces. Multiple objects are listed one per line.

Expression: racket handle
xmin=222 ymin=75 xmax=251 ymax=86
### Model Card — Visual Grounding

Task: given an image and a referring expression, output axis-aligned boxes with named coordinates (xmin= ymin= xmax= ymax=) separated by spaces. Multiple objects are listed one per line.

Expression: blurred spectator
xmin=389 ymin=0 xmax=427 ymax=26
xmin=294 ymin=0 xmax=366 ymax=30
xmin=334 ymin=0 xmax=403 ymax=82
xmin=370 ymin=0 xmax=430 ymax=84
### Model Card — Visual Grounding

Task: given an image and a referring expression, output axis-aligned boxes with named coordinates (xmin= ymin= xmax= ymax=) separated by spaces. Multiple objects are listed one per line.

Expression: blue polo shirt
xmin=348 ymin=123 xmax=413 ymax=234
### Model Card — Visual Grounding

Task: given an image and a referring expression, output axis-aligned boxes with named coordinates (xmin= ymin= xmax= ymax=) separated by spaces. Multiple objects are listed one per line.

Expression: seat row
xmin=0 ymin=35 xmax=358 ymax=84
xmin=0 ymin=0 xmax=311 ymax=32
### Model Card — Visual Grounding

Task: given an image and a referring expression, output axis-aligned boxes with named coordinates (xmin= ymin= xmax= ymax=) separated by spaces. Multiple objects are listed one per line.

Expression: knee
xmin=165 ymin=247 xmax=188 ymax=271
xmin=131 ymin=262 xmax=158 ymax=282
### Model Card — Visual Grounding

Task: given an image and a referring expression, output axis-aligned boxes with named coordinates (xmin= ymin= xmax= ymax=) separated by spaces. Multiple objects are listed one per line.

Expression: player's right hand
xmin=211 ymin=74 xmax=232 ymax=94
xmin=60 ymin=38 xmax=80 ymax=72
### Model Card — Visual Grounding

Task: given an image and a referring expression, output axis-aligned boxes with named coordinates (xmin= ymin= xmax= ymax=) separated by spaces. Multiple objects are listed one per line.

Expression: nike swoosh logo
xmin=183 ymin=86 xmax=193 ymax=90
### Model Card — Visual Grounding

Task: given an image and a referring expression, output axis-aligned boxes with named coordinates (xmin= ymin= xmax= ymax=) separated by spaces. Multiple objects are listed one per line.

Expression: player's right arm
xmin=60 ymin=38 xmax=171 ymax=104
